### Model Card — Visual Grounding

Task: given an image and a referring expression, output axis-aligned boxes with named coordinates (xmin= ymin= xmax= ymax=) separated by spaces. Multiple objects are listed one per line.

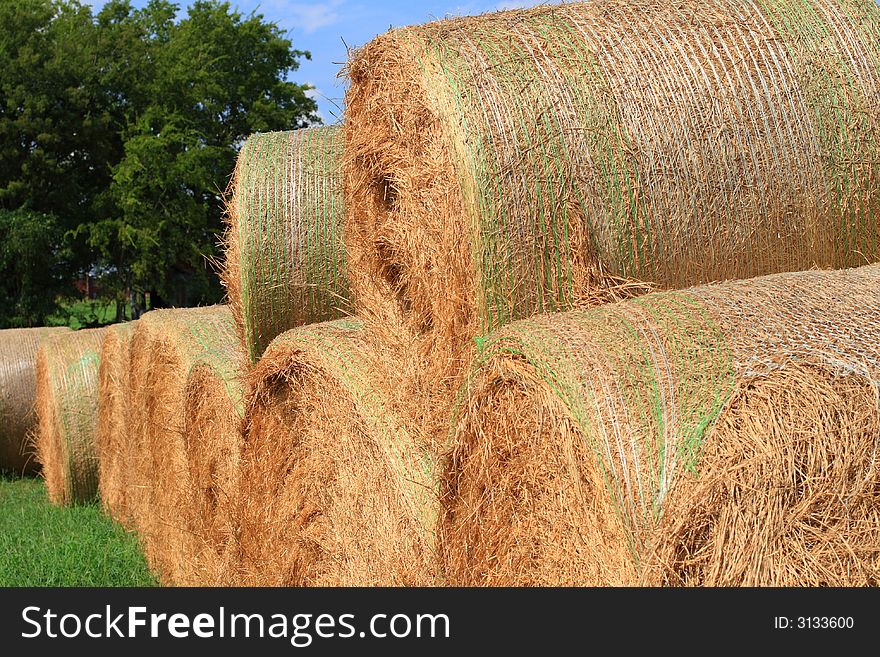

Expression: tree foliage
xmin=0 ymin=208 xmax=72 ymax=328
xmin=0 ymin=0 xmax=318 ymax=324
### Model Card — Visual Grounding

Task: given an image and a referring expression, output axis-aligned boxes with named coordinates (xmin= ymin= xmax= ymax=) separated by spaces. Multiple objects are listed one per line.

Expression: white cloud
xmin=281 ymin=0 xmax=346 ymax=34
xmin=495 ymin=0 xmax=539 ymax=10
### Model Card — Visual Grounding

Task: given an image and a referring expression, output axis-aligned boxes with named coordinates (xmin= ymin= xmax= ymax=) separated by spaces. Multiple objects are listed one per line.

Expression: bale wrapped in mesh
xmin=441 ymin=264 xmax=880 ymax=586
xmin=228 ymin=318 xmax=436 ymax=586
xmin=128 ymin=305 xmax=246 ymax=585
xmin=224 ymin=127 xmax=351 ymax=363
xmin=34 ymin=328 xmax=107 ymax=505
xmin=345 ymin=0 xmax=880 ymax=414
xmin=0 ymin=326 xmax=69 ymax=475
xmin=96 ymin=321 xmax=136 ymax=524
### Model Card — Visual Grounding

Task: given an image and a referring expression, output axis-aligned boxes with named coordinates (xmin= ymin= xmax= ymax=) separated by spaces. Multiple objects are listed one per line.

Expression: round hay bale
xmin=128 ymin=305 xmax=246 ymax=585
xmin=34 ymin=328 xmax=107 ymax=505
xmin=441 ymin=264 xmax=880 ymax=585
xmin=95 ymin=321 xmax=136 ymax=525
xmin=182 ymin=360 xmax=246 ymax=585
xmin=0 ymin=326 xmax=69 ymax=475
xmin=228 ymin=318 xmax=436 ymax=586
xmin=224 ymin=127 xmax=352 ymax=363
xmin=344 ymin=0 xmax=880 ymax=427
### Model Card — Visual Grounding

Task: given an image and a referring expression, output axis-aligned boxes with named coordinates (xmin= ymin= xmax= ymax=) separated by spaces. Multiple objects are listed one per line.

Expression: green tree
xmin=0 ymin=0 xmax=318 ymax=325
xmin=90 ymin=0 xmax=319 ymax=313
xmin=0 ymin=209 xmax=72 ymax=328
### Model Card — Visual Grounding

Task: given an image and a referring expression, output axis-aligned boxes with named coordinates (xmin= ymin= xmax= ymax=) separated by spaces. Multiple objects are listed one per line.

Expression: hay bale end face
xmin=224 ymin=127 xmax=351 ymax=364
xmin=345 ymin=0 xmax=880 ymax=380
xmin=0 ymin=326 xmax=69 ymax=475
xmin=182 ymin=360 xmax=246 ymax=585
xmin=96 ymin=321 xmax=137 ymax=524
xmin=34 ymin=328 xmax=107 ymax=505
xmin=441 ymin=264 xmax=880 ymax=586
xmin=229 ymin=319 xmax=436 ymax=586
xmin=128 ymin=305 xmax=246 ymax=585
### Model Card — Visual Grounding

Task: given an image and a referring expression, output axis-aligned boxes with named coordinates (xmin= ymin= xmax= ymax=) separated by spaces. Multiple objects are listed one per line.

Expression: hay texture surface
xmin=34 ymin=328 xmax=106 ymax=505
xmin=229 ymin=319 xmax=436 ymax=586
xmin=442 ymin=264 xmax=880 ymax=586
xmin=95 ymin=322 xmax=136 ymax=525
xmin=128 ymin=306 xmax=246 ymax=585
xmin=183 ymin=359 xmax=247 ymax=584
xmin=225 ymin=127 xmax=351 ymax=363
xmin=345 ymin=0 xmax=880 ymax=401
xmin=0 ymin=326 xmax=69 ymax=475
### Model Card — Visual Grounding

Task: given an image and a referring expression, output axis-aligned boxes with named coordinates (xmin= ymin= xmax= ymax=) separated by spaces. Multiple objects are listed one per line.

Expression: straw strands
xmin=34 ymin=328 xmax=106 ymax=505
xmin=344 ymin=0 xmax=880 ymax=396
xmin=224 ymin=127 xmax=351 ymax=364
xmin=651 ymin=363 xmax=880 ymax=586
xmin=182 ymin=359 xmax=247 ymax=584
xmin=96 ymin=322 xmax=136 ymax=524
xmin=0 ymin=326 xmax=69 ymax=475
xmin=441 ymin=264 xmax=880 ymax=585
xmin=229 ymin=319 xmax=436 ymax=586
xmin=128 ymin=306 xmax=246 ymax=585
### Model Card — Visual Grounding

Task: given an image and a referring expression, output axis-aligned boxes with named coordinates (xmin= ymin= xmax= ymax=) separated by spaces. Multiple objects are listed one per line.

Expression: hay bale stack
xmin=182 ymin=359 xmax=246 ymax=584
xmin=95 ymin=321 xmax=136 ymax=524
xmin=128 ymin=305 xmax=246 ymax=585
xmin=34 ymin=328 xmax=106 ymax=505
xmin=224 ymin=127 xmax=351 ymax=363
xmin=345 ymin=0 xmax=880 ymax=440
xmin=441 ymin=264 xmax=880 ymax=586
xmin=229 ymin=319 xmax=436 ymax=586
xmin=0 ymin=326 xmax=69 ymax=475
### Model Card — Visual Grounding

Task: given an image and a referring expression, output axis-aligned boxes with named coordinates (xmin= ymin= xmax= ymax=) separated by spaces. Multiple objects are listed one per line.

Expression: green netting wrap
xmin=225 ymin=127 xmax=351 ymax=363
xmin=442 ymin=264 xmax=880 ymax=585
xmin=0 ymin=326 xmax=69 ymax=475
xmin=230 ymin=318 xmax=437 ymax=586
xmin=34 ymin=328 xmax=106 ymax=505
xmin=128 ymin=305 xmax=247 ymax=585
xmin=755 ymin=0 xmax=880 ymax=264
xmin=345 ymin=0 xmax=880 ymax=358
xmin=470 ymin=296 xmax=736 ymax=556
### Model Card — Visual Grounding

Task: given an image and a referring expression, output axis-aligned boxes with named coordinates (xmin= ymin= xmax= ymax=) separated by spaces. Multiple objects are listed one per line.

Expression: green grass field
xmin=0 ymin=475 xmax=156 ymax=587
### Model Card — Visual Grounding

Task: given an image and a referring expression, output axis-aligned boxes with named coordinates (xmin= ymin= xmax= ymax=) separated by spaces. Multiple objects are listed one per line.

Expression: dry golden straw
xmin=34 ymin=328 xmax=107 ymax=505
xmin=224 ymin=127 xmax=351 ymax=364
xmin=0 ymin=326 xmax=69 ymax=475
xmin=227 ymin=319 xmax=436 ymax=586
xmin=96 ymin=321 xmax=136 ymax=524
xmin=345 ymin=0 xmax=880 ymax=448
xmin=441 ymin=264 xmax=880 ymax=585
xmin=128 ymin=306 xmax=246 ymax=585
xmin=182 ymin=359 xmax=247 ymax=584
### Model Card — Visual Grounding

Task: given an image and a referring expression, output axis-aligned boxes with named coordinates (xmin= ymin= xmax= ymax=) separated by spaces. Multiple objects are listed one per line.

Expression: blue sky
xmin=83 ymin=0 xmax=880 ymax=124
xmin=86 ymin=0 xmax=545 ymax=124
